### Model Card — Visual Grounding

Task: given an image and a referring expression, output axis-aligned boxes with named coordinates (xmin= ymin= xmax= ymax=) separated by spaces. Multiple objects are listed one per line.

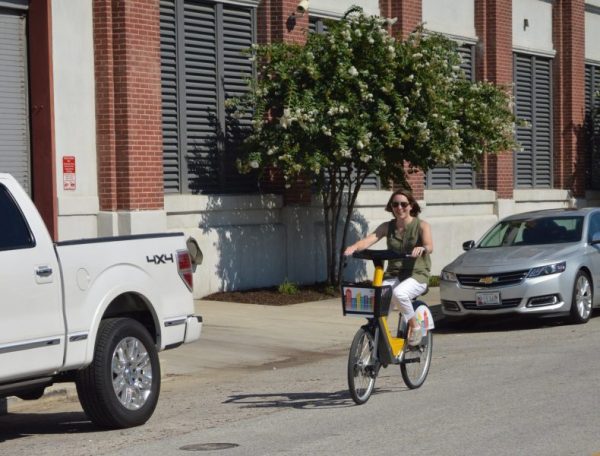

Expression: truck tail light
xmin=177 ymin=250 xmax=193 ymax=292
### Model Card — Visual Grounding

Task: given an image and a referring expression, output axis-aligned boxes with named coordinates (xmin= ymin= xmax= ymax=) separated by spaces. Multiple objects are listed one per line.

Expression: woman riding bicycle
xmin=343 ymin=189 xmax=433 ymax=347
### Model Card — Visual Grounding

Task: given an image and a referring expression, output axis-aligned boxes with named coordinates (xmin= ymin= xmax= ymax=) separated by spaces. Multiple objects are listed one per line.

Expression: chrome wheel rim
xmin=112 ymin=337 xmax=153 ymax=410
xmin=575 ymin=275 xmax=592 ymax=320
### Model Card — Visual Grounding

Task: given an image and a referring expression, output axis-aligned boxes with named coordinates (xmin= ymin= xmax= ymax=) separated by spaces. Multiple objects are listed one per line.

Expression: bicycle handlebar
xmin=351 ymin=249 xmax=412 ymax=261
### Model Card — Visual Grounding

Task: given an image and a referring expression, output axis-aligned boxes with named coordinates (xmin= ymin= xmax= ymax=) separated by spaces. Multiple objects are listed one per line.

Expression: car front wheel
xmin=569 ymin=270 xmax=593 ymax=324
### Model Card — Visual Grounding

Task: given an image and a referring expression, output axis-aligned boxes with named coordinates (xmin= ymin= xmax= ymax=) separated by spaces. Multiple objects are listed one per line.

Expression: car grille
xmin=462 ymin=298 xmax=522 ymax=310
xmin=456 ymin=270 xmax=529 ymax=288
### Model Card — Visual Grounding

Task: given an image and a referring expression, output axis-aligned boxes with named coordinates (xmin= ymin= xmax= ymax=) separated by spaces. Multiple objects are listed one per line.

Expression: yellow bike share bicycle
xmin=342 ymin=249 xmax=434 ymax=404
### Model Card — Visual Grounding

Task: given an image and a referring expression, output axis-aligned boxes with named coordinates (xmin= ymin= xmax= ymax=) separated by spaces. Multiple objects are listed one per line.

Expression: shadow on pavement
xmin=433 ymin=308 xmax=600 ymax=334
xmin=224 ymin=390 xmax=354 ymax=410
xmin=223 ymin=383 xmax=412 ymax=410
xmin=0 ymin=411 xmax=95 ymax=442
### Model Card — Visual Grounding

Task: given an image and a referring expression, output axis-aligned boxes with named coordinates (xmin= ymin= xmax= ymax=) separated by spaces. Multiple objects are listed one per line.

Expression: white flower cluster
xmin=327 ymin=105 xmax=349 ymax=116
xmin=279 ymin=107 xmax=317 ymax=129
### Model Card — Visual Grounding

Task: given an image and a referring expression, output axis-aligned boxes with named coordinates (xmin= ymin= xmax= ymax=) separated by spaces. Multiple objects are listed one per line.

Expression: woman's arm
xmin=411 ymin=220 xmax=434 ymax=257
xmin=343 ymin=222 xmax=388 ymax=256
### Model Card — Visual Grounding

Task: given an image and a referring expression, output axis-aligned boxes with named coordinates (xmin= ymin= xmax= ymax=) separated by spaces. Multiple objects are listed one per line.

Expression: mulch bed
xmin=204 ymin=283 xmax=341 ymax=305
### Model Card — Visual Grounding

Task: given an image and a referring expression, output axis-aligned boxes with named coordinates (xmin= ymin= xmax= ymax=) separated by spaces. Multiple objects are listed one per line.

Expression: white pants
xmin=383 ymin=277 xmax=427 ymax=321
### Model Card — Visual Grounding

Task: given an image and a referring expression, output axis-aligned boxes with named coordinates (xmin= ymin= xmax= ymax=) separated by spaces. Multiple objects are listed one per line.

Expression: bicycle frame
xmin=342 ymin=257 xmax=406 ymax=366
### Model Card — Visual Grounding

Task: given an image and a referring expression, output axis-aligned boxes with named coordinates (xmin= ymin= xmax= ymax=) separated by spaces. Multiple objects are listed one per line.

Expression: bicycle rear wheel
xmin=347 ymin=327 xmax=378 ymax=404
xmin=400 ymin=330 xmax=432 ymax=389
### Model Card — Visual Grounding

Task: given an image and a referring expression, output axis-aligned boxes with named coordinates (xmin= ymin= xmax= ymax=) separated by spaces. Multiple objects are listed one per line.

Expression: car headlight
xmin=441 ymin=270 xmax=457 ymax=282
xmin=527 ymin=261 xmax=566 ymax=278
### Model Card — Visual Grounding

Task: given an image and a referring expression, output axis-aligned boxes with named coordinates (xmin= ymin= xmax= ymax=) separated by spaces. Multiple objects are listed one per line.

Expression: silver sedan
xmin=440 ymin=208 xmax=600 ymax=323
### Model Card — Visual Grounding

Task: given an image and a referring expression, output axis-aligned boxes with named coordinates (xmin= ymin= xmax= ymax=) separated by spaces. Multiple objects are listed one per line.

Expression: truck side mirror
xmin=462 ymin=240 xmax=475 ymax=251
xmin=186 ymin=237 xmax=203 ymax=271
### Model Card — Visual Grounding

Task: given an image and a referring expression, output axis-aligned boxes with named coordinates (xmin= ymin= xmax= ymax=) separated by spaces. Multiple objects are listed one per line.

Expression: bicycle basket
xmin=341 ymin=283 xmax=392 ymax=317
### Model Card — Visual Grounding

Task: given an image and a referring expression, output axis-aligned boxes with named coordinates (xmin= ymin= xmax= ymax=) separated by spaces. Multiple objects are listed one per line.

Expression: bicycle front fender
xmin=414 ymin=302 xmax=435 ymax=330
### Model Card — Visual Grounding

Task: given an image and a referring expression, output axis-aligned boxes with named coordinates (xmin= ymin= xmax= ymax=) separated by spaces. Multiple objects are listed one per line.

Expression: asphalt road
xmin=1 ymin=305 xmax=600 ymax=456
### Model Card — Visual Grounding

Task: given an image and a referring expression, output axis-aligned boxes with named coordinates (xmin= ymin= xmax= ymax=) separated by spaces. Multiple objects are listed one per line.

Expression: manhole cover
xmin=180 ymin=443 xmax=240 ymax=451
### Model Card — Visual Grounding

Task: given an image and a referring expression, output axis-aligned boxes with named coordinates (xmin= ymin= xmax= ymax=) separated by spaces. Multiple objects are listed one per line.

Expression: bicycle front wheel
xmin=347 ymin=328 xmax=378 ymax=405
xmin=400 ymin=330 xmax=433 ymax=389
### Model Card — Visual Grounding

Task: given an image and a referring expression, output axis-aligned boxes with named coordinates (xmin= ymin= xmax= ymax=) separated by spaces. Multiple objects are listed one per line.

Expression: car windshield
xmin=478 ymin=216 xmax=583 ymax=248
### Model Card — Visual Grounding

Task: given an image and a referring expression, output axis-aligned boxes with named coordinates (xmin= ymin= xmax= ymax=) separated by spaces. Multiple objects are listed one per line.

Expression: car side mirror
xmin=462 ymin=240 xmax=475 ymax=251
xmin=186 ymin=237 xmax=203 ymax=272
xmin=591 ymin=232 xmax=600 ymax=245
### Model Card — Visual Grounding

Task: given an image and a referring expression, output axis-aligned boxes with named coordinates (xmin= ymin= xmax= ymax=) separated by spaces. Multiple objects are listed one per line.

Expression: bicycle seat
xmin=352 ymin=249 xmax=411 ymax=261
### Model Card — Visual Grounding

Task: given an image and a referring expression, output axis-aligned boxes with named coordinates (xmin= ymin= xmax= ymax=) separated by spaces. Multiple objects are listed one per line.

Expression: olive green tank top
xmin=384 ymin=217 xmax=431 ymax=284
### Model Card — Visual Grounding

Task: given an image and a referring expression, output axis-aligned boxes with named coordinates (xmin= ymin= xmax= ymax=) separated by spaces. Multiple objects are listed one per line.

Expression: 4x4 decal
xmin=146 ymin=254 xmax=174 ymax=264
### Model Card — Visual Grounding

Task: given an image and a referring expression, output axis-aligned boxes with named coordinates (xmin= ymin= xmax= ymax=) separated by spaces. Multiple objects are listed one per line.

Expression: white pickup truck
xmin=0 ymin=173 xmax=202 ymax=429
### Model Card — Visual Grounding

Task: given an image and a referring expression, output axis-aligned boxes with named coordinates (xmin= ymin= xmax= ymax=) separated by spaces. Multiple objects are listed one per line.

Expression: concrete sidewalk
xmin=162 ymin=287 xmax=441 ymax=376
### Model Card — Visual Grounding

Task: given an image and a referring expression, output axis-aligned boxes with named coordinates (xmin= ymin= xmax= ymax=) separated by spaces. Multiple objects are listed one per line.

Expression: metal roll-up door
xmin=426 ymin=43 xmax=475 ymax=189
xmin=0 ymin=7 xmax=30 ymax=194
xmin=514 ymin=53 xmax=552 ymax=188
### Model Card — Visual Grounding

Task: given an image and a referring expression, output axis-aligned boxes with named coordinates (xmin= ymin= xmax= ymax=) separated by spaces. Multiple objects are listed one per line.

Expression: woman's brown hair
xmin=385 ymin=189 xmax=421 ymax=217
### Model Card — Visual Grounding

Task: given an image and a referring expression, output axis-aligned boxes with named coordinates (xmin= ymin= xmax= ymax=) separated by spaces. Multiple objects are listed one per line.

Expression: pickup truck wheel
xmin=75 ymin=318 xmax=160 ymax=429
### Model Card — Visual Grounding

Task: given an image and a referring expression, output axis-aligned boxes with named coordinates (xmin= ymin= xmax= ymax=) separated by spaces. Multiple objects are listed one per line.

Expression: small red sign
xmin=63 ymin=156 xmax=76 ymax=191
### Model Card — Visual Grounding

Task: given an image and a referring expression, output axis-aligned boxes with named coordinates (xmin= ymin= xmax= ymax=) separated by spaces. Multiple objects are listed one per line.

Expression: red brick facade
xmin=552 ymin=0 xmax=586 ymax=197
xmin=475 ymin=0 xmax=514 ymax=199
xmin=378 ymin=0 xmax=424 ymax=198
xmin=85 ymin=0 xmax=590 ymax=212
xmin=258 ymin=0 xmax=310 ymax=44
xmin=93 ymin=0 xmax=164 ymax=211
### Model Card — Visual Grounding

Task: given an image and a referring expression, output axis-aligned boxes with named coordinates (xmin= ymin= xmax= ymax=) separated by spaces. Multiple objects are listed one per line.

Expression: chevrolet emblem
xmin=479 ymin=276 xmax=498 ymax=285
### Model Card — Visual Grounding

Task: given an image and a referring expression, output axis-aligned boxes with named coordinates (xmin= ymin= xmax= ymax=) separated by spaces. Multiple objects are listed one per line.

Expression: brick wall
xmin=28 ymin=0 xmax=57 ymax=238
xmin=552 ymin=0 xmax=586 ymax=197
xmin=93 ymin=0 xmax=164 ymax=211
xmin=258 ymin=0 xmax=309 ymax=44
xmin=257 ymin=0 xmax=310 ymax=204
xmin=380 ymin=0 xmax=424 ymax=198
xmin=475 ymin=0 xmax=514 ymax=199
xmin=389 ymin=0 xmax=422 ymax=40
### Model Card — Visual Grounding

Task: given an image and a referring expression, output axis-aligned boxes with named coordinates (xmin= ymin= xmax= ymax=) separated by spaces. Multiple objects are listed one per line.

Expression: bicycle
xmin=341 ymin=249 xmax=434 ymax=404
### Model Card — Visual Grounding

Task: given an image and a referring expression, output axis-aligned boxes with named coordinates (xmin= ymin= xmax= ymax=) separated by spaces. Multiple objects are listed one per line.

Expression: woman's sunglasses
xmin=392 ymin=201 xmax=410 ymax=208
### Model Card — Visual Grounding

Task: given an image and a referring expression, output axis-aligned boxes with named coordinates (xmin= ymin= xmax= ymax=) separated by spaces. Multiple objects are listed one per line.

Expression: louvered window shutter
xmin=159 ymin=0 xmax=180 ymax=193
xmin=183 ymin=1 xmax=219 ymax=193
xmin=426 ymin=43 xmax=475 ymax=189
xmin=585 ymin=64 xmax=600 ymax=189
xmin=160 ymin=0 xmax=257 ymax=194
xmin=222 ymin=5 xmax=258 ymax=192
xmin=0 ymin=10 xmax=30 ymax=194
xmin=514 ymin=53 xmax=552 ymax=188
xmin=309 ymin=16 xmax=328 ymax=34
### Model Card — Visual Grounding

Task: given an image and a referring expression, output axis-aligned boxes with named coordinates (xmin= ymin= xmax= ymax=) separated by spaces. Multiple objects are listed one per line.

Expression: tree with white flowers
xmin=233 ymin=7 xmax=517 ymax=286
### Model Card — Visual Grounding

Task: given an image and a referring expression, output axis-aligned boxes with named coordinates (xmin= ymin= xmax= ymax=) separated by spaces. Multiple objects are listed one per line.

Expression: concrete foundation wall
xmin=162 ymin=188 xmax=578 ymax=298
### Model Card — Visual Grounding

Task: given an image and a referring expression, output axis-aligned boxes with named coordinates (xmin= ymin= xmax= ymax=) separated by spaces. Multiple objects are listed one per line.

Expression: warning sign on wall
xmin=63 ymin=156 xmax=76 ymax=191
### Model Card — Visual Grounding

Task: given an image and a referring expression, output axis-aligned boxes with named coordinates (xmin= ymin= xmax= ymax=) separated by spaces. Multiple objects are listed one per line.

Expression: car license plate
xmin=476 ymin=292 xmax=500 ymax=306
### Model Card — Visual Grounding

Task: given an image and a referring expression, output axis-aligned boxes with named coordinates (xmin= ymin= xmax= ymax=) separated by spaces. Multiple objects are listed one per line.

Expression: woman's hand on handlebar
xmin=411 ymin=246 xmax=427 ymax=258
xmin=344 ymin=245 xmax=358 ymax=257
